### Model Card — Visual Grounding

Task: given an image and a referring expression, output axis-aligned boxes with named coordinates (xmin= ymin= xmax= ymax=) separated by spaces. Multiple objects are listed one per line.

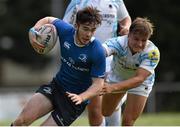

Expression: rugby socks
xmin=105 ymin=94 xmax=127 ymax=126
xmin=105 ymin=107 xmax=121 ymax=126
xmin=100 ymin=117 xmax=105 ymax=126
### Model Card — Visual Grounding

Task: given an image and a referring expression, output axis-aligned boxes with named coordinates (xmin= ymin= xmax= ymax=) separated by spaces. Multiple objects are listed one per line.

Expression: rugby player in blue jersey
xmin=11 ymin=6 xmax=105 ymax=126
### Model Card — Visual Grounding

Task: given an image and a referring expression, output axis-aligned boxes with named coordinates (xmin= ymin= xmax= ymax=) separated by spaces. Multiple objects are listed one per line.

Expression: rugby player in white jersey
xmin=101 ymin=17 xmax=160 ymax=126
xmin=63 ymin=0 xmax=131 ymax=126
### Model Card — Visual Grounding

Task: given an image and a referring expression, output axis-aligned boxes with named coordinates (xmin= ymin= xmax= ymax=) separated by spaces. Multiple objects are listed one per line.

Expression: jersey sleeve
xmin=52 ymin=19 xmax=67 ymax=33
xmin=102 ymin=37 xmax=123 ymax=56
xmin=91 ymin=42 xmax=106 ymax=78
xmin=140 ymin=48 xmax=160 ymax=74
xmin=63 ymin=0 xmax=81 ymax=24
xmin=117 ymin=0 xmax=130 ymax=21
xmin=52 ymin=19 xmax=74 ymax=42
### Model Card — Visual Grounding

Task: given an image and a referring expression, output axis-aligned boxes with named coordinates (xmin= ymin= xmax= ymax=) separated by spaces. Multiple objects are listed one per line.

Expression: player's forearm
xmin=119 ymin=16 xmax=131 ymax=29
xmin=111 ymin=68 xmax=151 ymax=92
xmin=79 ymin=85 xmax=101 ymax=101
xmin=79 ymin=79 xmax=104 ymax=101
xmin=34 ymin=16 xmax=57 ymax=29
xmin=113 ymin=76 xmax=145 ymax=92
xmin=118 ymin=16 xmax=131 ymax=35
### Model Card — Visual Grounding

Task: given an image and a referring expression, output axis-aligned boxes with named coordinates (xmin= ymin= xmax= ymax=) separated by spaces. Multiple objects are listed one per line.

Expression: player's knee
xmin=88 ymin=109 xmax=103 ymax=125
xmin=89 ymin=109 xmax=100 ymax=116
xmin=102 ymin=109 xmax=113 ymax=116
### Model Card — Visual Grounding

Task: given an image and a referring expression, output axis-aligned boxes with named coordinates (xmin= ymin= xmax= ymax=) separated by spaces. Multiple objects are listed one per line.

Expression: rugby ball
xmin=29 ymin=24 xmax=57 ymax=54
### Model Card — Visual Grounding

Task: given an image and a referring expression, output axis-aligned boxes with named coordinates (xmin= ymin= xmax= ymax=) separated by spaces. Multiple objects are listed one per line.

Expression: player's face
xmin=75 ymin=23 xmax=97 ymax=45
xmin=128 ymin=33 xmax=149 ymax=54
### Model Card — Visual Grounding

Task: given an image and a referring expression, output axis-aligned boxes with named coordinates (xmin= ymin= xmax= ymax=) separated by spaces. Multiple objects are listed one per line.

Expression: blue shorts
xmin=36 ymin=79 xmax=87 ymax=126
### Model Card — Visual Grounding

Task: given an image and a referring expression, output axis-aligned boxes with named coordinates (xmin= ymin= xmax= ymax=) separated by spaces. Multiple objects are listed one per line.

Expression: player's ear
xmin=74 ymin=23 xmax=79 ymax=29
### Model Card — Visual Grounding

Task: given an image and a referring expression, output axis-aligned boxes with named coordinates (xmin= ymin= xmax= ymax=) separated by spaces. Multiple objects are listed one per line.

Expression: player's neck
xmin=74 ymin=33 xmax=86 ymax=47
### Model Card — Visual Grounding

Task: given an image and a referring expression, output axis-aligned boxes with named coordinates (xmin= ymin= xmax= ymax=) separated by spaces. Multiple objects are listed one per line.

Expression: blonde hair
xmin=129 ymin=17 xmax=154 ymax=38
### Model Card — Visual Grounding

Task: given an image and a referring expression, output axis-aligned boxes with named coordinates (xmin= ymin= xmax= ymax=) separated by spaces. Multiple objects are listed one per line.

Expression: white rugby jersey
xmin=103 ymin=35 xmax=160 ymax=87
xmin=63 ymin=0 xmax=130 ymax=42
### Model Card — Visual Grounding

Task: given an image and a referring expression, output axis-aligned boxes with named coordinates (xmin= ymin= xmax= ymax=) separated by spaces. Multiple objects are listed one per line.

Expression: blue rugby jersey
xmin=52 ymin=19 xmax=106 ymax=94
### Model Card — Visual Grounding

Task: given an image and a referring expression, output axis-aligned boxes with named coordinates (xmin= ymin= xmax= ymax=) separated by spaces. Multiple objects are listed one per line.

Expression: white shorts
xmin=128 ymin=84 xmax=153 ymax=97
xmin=108 ymin=82 xmax=153 ymax=97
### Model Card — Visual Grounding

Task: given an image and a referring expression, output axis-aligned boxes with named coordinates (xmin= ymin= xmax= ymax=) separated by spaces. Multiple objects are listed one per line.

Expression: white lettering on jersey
xmin=64 ymin=41 xmax=71 ymax=49
xmin=61 ymin=56 xmax=89 ymax=72
xmin=78 ymin=54 xmax=87 ymax=63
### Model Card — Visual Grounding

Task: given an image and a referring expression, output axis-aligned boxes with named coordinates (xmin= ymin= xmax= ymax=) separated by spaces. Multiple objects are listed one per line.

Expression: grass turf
xmin=1 ymin=112 xmax=180 ymax=126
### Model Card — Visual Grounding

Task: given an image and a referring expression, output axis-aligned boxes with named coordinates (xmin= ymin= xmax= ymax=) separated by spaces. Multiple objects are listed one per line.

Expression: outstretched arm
xmin=67 ymin=77 xmax=104 ymax=105
xmin=100 ymin=67 xmax=151 ymax=94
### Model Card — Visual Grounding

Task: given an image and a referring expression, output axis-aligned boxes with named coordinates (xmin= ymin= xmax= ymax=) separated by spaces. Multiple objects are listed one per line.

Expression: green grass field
xmin=73 ymin=112 xmax=180 ymax=126
xmin=1 ymin=112 xmax=180 ymax=126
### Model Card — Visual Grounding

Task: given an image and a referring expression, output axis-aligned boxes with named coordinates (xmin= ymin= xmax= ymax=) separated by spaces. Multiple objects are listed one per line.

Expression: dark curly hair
xmin=76 ymin=6 xmax=102 ymax=26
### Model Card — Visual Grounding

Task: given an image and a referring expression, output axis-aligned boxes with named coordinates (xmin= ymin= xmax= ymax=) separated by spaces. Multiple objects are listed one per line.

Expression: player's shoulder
xmin=53 ymin=19 xmax=75 ymax=33
xmin=92 ymin=37 xmax=104 ymax=48
xmin=145 ymin=40 xmax=160 ymax=53
xmin=90 ymin=38 xmax=105 ymax=53
xmin=143 ymin=40 xmax=160 ymax=62
xmin=109 ymin=35 xmax=128 ymax=48
xmin=53 ymin=19 xmax=73 ymax=28
xmin=91 ymin=41 xmax=106 ymax=62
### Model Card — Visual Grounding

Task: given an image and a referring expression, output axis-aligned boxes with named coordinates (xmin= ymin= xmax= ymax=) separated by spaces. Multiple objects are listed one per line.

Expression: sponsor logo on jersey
xmin=78 ymin=54 xmax=87 ymax=63
xmin=43 ymin=87 xmax=52 ymax=94
xmin=61 ymin=56 xmax=89 ymax=72
xmin=64 ymin=41 xmax=71 ymax=49
xmin=148 ymin=49 xmax=159 ymax=63
xmin=69 ymin=57 xmax=75 ymax=64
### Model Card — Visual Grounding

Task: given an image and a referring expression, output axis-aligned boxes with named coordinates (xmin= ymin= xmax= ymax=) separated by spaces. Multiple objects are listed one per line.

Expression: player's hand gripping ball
xmin=29 ymin=24 xmax=57 ymax=54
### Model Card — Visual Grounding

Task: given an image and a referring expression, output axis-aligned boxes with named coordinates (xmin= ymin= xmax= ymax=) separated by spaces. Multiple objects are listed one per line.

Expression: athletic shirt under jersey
xmin=103 ymin=35 xmax=160 ymax=87
xmin=63 ymin=0 xmax=129 ymax=42
xmin=53 ymin=19 xmax=106 ymax=94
